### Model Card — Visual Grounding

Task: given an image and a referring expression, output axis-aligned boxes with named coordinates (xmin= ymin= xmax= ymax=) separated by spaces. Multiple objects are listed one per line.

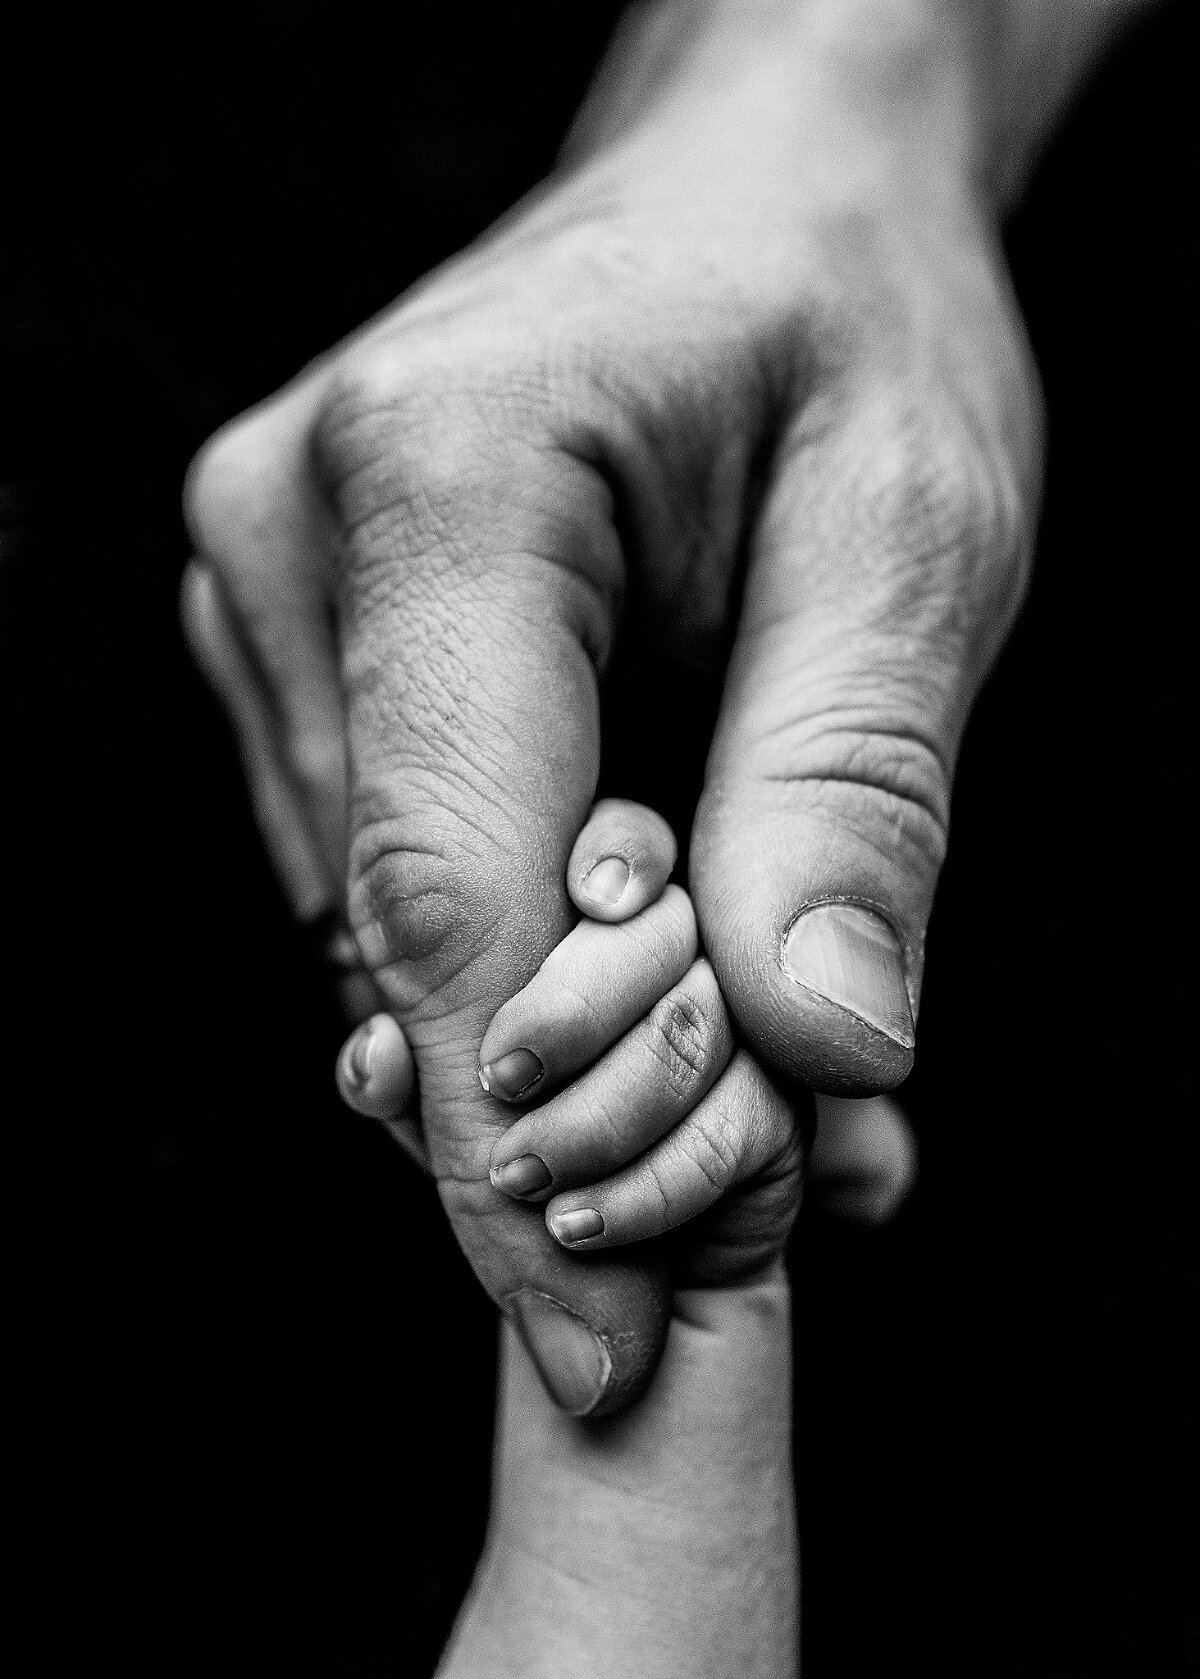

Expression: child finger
xmin=488 ymin=958 xmax=733 ymax=1197
xmin=479 ymin=884 xmax=698 ymax=1101
xmin=541 ymin=1052 xmax=800 ymax=1250
xmin=567 ymin=798 xmax=678 ymax=923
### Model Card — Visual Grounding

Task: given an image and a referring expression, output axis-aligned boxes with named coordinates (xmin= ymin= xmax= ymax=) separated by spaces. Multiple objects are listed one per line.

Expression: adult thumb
xmin=320 ymin=355 xmax=669 ymax=1416
xmin=691 ymin=392 xmax=1031 ymax=1094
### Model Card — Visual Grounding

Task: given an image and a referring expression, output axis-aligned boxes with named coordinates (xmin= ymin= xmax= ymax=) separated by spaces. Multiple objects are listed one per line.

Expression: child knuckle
xmin=678 ymin=1113 xmax=740 ymax=1195
xmin=648 ymin=990 xmax=715 ymax=1098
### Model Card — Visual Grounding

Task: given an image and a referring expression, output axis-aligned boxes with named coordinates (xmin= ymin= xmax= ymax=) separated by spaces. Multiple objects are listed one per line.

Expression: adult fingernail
xmin=479 ymin=1048 xmax=544 ymax=1101
xmin=583 ymin=856 xmax=630 ymax=907
xmin=782 ymin=905 xmax=915 ymax=1049
xmin=508 ymin=1290 xmax=613 ymax=1416
xmin=490 ymin=1154 xmax=552 ymax=1198
xmin=549 ymin=1208 xmax=604 ymax=1246
xmin=347 ymin=1024 xmax=377 ymax=1088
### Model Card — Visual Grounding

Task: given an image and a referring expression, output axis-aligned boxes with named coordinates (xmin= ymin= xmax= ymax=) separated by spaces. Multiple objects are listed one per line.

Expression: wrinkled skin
xmin=183 ymin=2 xmax=1041 ymax=1409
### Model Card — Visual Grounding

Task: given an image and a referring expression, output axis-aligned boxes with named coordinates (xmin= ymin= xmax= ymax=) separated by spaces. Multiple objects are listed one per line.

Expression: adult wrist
xmin=568 ymin=0 xmax=1156 ymax=220
xmin=566 ymin=0 xmax=998 ymax=212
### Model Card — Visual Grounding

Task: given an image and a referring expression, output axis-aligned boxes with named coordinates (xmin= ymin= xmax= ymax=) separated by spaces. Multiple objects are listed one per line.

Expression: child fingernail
xmin=549 ymin=1208 xmax=604 ymax=1246
xmin=347 ymin=1024 xmax=377 ymax=1088
xmin=583 ymin=855 xmax=630 ymax=906
xmin=479 ymin=1047 xmax=544 ymax=1101
xmin=491 ymin=1154 xmax=552 ymax=1197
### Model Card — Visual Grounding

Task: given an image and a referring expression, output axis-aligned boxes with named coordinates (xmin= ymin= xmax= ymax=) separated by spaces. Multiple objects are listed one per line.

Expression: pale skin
xmin=437 ymin=1268 xmax=799 ymax=1679
xmin=341 ymin=798 xmax=904 ymax=1676
xmin=338 ymin=799 xmax=913 ymax=1283
xmin=345 ymin=799 xmax=803 ymax=1677
xmin=178 ymin=5 xmax=1158 ymax=1665
xmin=183 ymin=0 xmax=1158 ymax=1404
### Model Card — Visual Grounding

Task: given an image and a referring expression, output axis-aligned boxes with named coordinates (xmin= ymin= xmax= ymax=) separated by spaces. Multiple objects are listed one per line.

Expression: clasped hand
xmin=182 ymin=5 xmax=1040 ymax=1411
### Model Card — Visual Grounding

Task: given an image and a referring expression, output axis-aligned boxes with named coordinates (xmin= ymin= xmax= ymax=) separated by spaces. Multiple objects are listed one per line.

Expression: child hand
xmin=479 ymin=799 xmax=806 ymax=1280
xmin=336 ymin=795 xmax=915 ymax=1276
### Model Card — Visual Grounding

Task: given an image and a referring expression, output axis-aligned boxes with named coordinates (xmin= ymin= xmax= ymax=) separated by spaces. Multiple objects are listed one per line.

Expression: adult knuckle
xmin=751 ymin=714 xmax=951 ymax=884
xmin=183 ymin=414 xmax=268 ymax=565
xmin=314 ymin=349 xmax=448 ymax=541
xmin=283 ymin=727 xmax=344 ymax=802
xmin=314 ymin=340 xmax=544 ymax=538
xmin=313 ymin=333 xmax=624 ymax=669
xmin=346 ymin=819 xmax=517 ymax=1020
xmin=313 ymin=343 xmax=416 ymax=470
xmin=353 ymin=834 xmax=470 ymax=966
xmin=854 ymin=393 xmax=1031 ymax=630
xmin=828 ymin=729 xmax=952 ymax=868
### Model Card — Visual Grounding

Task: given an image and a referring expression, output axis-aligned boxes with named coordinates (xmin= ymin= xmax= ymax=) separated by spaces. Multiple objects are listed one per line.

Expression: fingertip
xmin=692 ymin=798 xmax=921 ymax=1095
xmin=568 ymin=798 xmax=677 ymax=922
xmin=809 ymin=1093 xmax=917 ymax=1223
xmin=337 ymin=1012 xmax=416 ymax=1121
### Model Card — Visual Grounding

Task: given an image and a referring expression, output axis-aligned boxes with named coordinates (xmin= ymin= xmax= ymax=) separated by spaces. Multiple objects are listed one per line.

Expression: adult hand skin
xmin=182 ymin=0 xmax=1151 ymax=1411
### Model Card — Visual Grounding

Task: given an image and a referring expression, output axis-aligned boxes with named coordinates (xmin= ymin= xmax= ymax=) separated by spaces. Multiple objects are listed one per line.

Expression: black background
xmin=2 ymin=3 xmax=1196 ymax=1673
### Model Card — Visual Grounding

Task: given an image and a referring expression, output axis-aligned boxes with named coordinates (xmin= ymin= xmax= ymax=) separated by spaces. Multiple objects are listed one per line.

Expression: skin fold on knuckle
xmin=644 ymin=970 xmax=729 ymax=1104
xmin=839 ymin=391 xmax=1034 ymax=672
xmin=342 ymin=600 xmax=593 ymax=1018
xmin=675 ymin=1109 xmax=742 ymax=1201
xmin=347 ymin=821 xmax=534 ymax=1022
xmin=760 ymin=382 xmax=1033 ymax=694
xmin=715 ymin=1056 xmax=802 ymax=1186
xmin=623 ymin=1151 xmax=681 ymax=1236
xmin=712 ymin=413 xmax=1032 ymax=925
xmin=313 ymin=343 xmax=625 ymax=667
xmin=744 ymin=700 xmax=952 ymax=883
xmin=609 ymin=1108 xmax=741 ymax=1239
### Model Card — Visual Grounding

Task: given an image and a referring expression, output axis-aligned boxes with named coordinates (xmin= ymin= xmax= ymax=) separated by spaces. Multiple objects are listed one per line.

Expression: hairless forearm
xmin=567 ymin=0 xmax=1162 ymax=208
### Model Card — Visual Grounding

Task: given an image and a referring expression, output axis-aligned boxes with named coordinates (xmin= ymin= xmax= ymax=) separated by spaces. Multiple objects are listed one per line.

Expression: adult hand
xmin=183 ymin=0 xmax=1052 ymax=1411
